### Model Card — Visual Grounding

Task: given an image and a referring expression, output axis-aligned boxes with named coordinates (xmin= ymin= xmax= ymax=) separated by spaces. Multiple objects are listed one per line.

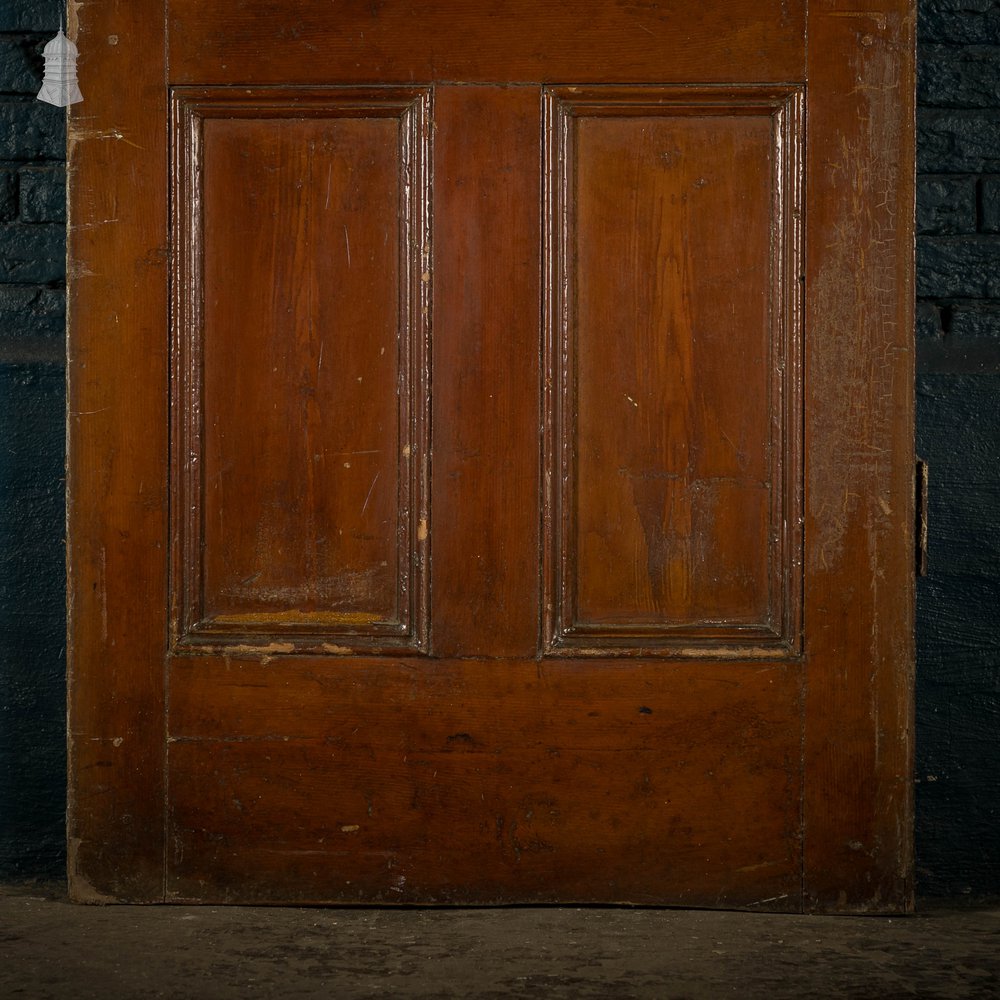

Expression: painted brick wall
xmin=0 ymin=0 xmax=66 ymax=881
xmin=1 ymin=1 xmax=999 ymax=895
xmin=915 ymin=1 xmax=1000 ymax=897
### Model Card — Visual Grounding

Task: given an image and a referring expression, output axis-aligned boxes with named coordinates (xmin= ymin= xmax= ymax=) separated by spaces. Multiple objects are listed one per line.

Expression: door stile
xmin=802 ymin=0 xmax=915 ymax=912
xmin=67 ymin=0 xmax=170 ymax=902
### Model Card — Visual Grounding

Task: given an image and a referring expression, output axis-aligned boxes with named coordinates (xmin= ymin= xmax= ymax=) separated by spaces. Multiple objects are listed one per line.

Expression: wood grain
xmin=167 ymin=654 xmax=802 ymax=906
xmin=543 ymin=87 xmax=803 ymax=656
xmin=167 ymin=0 xmax=806 ymax=86
xmin=68 ymin=0 xmax=914 ymax=910
xmin=67 ymin=0 xmax=168 ymax=901
xmin=802 ymin=0 xmax=915 ymax=911
xmin=170 ymin=88 xmax=430 ymax=653
xmin=429 ymin=86 xmax=540 ymax=658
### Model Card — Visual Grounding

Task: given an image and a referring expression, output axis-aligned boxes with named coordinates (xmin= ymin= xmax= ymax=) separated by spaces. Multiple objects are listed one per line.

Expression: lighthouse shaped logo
xmin=37 ymin=29 xmax=83 ymax=107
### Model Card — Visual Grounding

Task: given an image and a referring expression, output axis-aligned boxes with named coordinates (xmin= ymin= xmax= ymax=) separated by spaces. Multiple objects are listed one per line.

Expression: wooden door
xmin=67 ymin=0 xmax=915 ymax=911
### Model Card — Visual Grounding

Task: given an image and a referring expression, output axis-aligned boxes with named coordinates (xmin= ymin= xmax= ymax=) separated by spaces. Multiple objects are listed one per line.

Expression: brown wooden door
xmin=67 ymin=0 xmax=915 ymax=911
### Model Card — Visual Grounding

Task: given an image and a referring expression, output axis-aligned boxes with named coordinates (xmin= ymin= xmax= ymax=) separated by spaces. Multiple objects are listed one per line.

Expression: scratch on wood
xmin=68 ymin=128 xmax=144 ymax=156
xmin=748 ymin=893 xmax=789 ymax=907
xmin=808 ymin=40 xmax=901 ymax=573
xmin=224 ymin=642 xmax=296 ymax=656
xmin=220 ymin=571 xmax=382 ymax=608
xmin=70 ymin=218 xmax=120 ymax=231
xmin=827 ymin=10 xmax=887 ymax=30
xmin=361 ymin=471 xmax=380 ymax=514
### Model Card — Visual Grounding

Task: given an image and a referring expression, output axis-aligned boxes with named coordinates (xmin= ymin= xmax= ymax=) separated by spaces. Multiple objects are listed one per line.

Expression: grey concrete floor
xmin=2 ymin=883 xmax=999 ymax=999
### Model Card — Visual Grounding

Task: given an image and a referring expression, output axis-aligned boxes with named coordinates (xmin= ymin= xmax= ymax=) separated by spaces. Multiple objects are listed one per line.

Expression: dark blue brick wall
xmin=0 ymin=365 xmax=66 ymax=881
xmin=1 ymin=0 xmax=999 ymax=897
xmin=0 ymin=0 xmax=65 ymax=882
xmin=916 ymin=1 xmax=1000 ymax=897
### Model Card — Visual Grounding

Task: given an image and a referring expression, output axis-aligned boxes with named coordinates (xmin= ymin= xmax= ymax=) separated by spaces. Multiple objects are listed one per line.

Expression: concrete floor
xmin=2 ymin=883 xmax=999 ymax=999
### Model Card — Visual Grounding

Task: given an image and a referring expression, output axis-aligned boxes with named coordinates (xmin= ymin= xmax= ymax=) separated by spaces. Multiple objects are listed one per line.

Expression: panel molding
xmin=169 ymin=87 xmax=432 ymax=655
xmin=541 ymin=85 xmax=804 ymax=658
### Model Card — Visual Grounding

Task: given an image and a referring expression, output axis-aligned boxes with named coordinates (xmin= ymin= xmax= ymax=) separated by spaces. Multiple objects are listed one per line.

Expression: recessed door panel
xmin=544 ymin=87 xmax=802 ymax=656
xmin=170 ymin=89 xmax=431 ymax=653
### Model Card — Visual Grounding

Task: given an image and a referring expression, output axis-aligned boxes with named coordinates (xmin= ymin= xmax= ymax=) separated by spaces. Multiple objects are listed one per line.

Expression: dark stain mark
xmin=639 ymin=706 xmax=653 ymax=715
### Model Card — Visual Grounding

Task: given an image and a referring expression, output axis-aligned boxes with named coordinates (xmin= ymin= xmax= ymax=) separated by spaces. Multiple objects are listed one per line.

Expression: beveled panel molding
xmin=169 ymin=87 xmax=431 ymax=654
xmin=542 ymin=85 xmax=804 ymax=658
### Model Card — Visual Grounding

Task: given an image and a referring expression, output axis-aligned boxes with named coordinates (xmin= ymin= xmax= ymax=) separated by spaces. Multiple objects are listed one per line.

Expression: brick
xmin=918 ymin=110 xmax=1000 ymax=173
xmin=0 ymin=286 xmax=64 ymax=339
xmin=0 ymin=2 xmax=61 ymax=32
xmin=0 ymin=363 xmax=66 ymax=620
xmin=0 ymin=169 xmax=17 ymax=221
xmin=918 ymin=0 xmax=1000 ymax=45
xmin=0 ymin=34 xmax=46 ymax=95
xmin=982 ymin=176 xmax=1000 ymax=232
xmin=917 ymin=300 xmax=945 ymax=340
xmin=0 ymin=360 xmax=67 ymax=883
xmin=0 ymin=99 xmax=64 ymax=161
xmin=19 ymin=164 xmax=64 ymax=222
xmin=918 ymin=236 xmax=1000 ymax=298
xmin=918 ymin=44 xmax=1000 ymax=107
xmin=950 ymin=304 xmax=1000 ymax=340
xmin=0 ymin=224 xmax=65 ymax=283
xmin=916 ymin=175 xmax=977 ymax=234
xmin=918 ymin=374 xmax=1000 ymax=485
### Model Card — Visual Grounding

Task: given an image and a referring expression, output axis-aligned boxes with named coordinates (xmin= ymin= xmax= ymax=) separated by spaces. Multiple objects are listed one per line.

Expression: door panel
xmin=68 ymin=0 xmax=915 ymax=910
xmin=172 ymin=88 xmax=430 ymax=653
xmin=167 ymin=655 xmax=802 ymax=904
xmin=544 ymin=87 xmax=801 ymax=655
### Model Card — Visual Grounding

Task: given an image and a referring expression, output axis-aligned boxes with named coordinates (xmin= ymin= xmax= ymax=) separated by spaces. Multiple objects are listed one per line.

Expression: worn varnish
xmin=544 ymin=86 xmax=802 ymax=655
xmin=170 ymin=87 xmax=430 ymax=653
xmin=68 ymin=0 xmax=915 ymax=909
xmin=166 ymin=655 xmax=802 ymax=905
xmin=802 ymin=1 xmax=916 ymax=911
xmin=167 ymin=0 xmax=806 ymax=87
xmin=430 ymin=86 xmax=541 ymax=658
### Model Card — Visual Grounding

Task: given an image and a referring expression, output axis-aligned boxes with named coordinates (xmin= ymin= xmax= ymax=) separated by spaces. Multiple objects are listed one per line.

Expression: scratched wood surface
xmin=544 ymin=86 xmax=802 ymax=656
xmin=802 ymin=0 xmax=916 ymax=911
xmin=167 ymin=655 xmax=802 ymax=905
xmin=66 ymin=0 xmax=170 ymax=901
xmin=170 ymin=87 xmax=430 ymax=653
xmin=67 ymin=0 xmax=914 ymax=909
